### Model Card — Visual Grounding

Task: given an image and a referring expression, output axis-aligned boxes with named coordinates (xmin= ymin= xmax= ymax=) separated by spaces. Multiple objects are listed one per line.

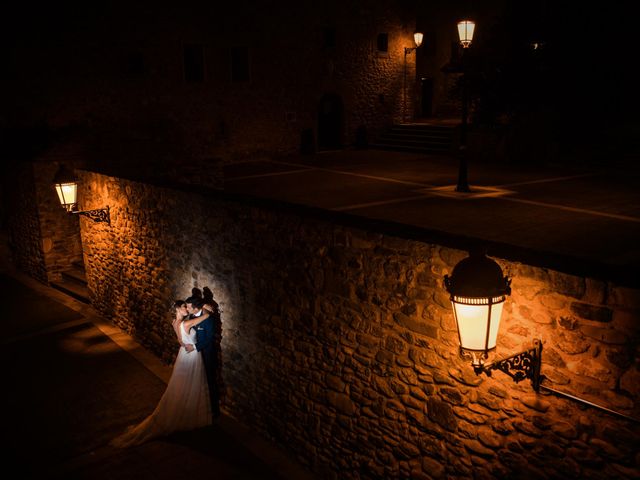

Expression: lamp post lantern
xmin=455 ymin=20 xmax=475 ymax=193
xmin=403 ymin=31 xmax=424 ymax=123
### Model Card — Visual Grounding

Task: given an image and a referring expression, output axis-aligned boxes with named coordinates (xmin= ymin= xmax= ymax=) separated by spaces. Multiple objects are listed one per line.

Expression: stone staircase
xmin=50 ymin=261 xmax=90 ymax=304
xmin=370 ymin=123 xmax=457 ymax=154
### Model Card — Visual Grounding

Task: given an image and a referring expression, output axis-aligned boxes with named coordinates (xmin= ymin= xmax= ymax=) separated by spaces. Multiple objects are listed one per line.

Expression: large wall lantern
xmin=53 ymin=165 xmax=110 ymax=224
xmin=444 ymin=249 xmax=542 ymax=390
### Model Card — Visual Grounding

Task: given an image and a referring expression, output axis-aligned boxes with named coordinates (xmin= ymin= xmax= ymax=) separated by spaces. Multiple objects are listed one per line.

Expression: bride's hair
xmin=173 ymin=300 xmax=186 ymax=310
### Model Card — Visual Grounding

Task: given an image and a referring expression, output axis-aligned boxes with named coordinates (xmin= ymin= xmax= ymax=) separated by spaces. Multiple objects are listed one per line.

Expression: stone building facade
xmin=6 ymin=0 xmax=419 ymax=169
xmin=57 ymin=170 xmax=639 ymax=479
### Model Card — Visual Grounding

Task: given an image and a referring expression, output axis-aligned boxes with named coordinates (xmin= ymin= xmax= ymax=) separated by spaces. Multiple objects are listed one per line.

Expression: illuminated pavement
xmin=224 ymin=150 xmax=640 ymax=286
xmin=0 ymin=256 xmax=313 ymax=480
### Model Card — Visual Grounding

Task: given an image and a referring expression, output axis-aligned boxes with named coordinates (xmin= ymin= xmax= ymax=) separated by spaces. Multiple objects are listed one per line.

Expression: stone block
xmin=477 ymin=426 xmax=504 ymax=449
xmin=453 ymin=407 xmax=487 ymax=425
xmin=326 ymin=391 xmax=356 ymax=415
xmin=551 ymin=421 xmax=578 ymax=440
xmin=393 ymin=311 xmax=438 ymax=338
xmin=421 ymin=456 xmax=446 ymax=479
xmin=581 ymin=325 xmax=628 ymax=345
xmin=570 ymin=302 xmax=613 ymax=323
xmin=448 ymin=367 xmax=483 ymax=387
xmin=520 ymin=394 xmax=551 ymax=412
xmin=427 ymin=397 xmax=457 ymax=432
xmin=464 ymin=439 xmax=494 ymax=457
xmin=539 ymin=292 xmax=568 ymax=310
xmin=619 ymin=366 xmax=640 ymax=396
xmin=607 ymin=286 xmax=640 ymax=309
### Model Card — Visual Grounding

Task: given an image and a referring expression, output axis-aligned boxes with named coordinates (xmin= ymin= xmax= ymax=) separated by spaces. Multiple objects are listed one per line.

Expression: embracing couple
xmin=111 ymin=290 xmax=222 ymax=448
xmin=175 ymin=294 xmax=222 ymax=419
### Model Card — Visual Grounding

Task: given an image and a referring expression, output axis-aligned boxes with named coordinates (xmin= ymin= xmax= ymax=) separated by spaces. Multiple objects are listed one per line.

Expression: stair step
xmin=61 ymin=267 xmax=87 ymax=284
xmin=383 ymin=130 xmax=453 ymax=140
xmin=375 ymin=136 xmax=453 ymax=145
xmin=391 ymin=125 xmax=455 ymax=135
xmin=373 ymin=143 xmax=451 ymax=151
xmin=50 ymin=278 xmax=90 ymax=304
xmin=372 ymin=123 xmax=457 ymax=154
xmin=369 ymin=143 xmax=452 ymax=153
xmin=397 ymin=123 xmax=457 ymax=129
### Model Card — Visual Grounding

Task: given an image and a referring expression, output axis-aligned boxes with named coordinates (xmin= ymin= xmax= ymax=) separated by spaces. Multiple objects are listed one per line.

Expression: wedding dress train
xmin=110 ymin=322 xmax=212 ymax=448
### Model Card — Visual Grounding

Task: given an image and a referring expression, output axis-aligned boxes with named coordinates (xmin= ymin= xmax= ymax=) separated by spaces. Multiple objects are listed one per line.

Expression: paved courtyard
xmin=224 ymin=149 xmax=640 ymax=286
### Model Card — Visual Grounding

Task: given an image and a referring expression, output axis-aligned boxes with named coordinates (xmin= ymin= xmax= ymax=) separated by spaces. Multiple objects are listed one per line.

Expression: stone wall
xmin=5 ymin=162 xmax=48 ymax=283
xmin=33 ymin=159 xmax=84 ymax=281
xmin=79 ymin=170 xmax=640 ymax=479
xmin=4 ymin=151 xmax=90 ymax=283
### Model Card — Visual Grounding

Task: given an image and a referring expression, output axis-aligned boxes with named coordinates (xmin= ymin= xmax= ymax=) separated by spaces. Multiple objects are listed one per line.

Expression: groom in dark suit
xmin=186 ymin=296 xmax=221 ymax=418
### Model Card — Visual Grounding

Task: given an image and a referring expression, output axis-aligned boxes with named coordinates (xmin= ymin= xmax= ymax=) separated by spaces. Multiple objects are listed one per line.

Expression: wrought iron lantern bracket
xmin=72 ymin=206 xmax=111 ymax=225
xmin=463 ymin=339 xmax=542 ymax=391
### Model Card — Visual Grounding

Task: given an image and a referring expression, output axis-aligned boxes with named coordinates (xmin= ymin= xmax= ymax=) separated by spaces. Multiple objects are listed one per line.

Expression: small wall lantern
xmin=457 ymin=20 xmax=475 ymax=48
xmin=444 ymin=249 xmax=541 ymax=390
xmin=405 ymin=31 xmax=424 ymax=55
xmin=53 ymin=165 xmax=110 ymax=224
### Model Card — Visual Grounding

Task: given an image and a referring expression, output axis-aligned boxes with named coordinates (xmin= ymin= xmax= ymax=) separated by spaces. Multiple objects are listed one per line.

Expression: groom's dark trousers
xmin=195 ymin=315 xmax=221 ymax=418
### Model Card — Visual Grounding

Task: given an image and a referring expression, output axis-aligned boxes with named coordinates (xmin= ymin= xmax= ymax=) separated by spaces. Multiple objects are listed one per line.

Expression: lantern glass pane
xmin=457 ymin=21 xmax=475 ymax=44
xmin=55 ymin=182 xmax=77 ymax=207
xmin=413 ymin=32 xmax=424 ymax=47
xmin=453 ymin=298 xmax=504 ymax=351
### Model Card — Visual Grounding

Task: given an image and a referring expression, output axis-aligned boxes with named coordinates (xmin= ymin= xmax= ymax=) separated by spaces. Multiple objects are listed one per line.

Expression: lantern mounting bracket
xmin=464 ymin=339 xmax=542 ymax=391
xmin=71 ymin=206 xmax=111 ymax=225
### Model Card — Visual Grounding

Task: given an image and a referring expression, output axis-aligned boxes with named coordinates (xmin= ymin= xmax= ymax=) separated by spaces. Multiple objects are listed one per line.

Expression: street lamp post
xmin=455 ymin=20 xmax=475 ymax=193
xmin=403 ymin=32 xmax=424 ymax=123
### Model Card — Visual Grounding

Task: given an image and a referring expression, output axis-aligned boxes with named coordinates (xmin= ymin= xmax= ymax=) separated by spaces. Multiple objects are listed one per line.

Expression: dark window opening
xmin=377 ymin=33 xmax=388 ymax=52
xmin=184 ymin=44 xmax=204 ymax=82
xmin=323 ymin=27 xmax=336 ymax=49
xmin=124 ymin=52 xmax=145 ymax=77
xmin=231 ymin=46 xmax=250 ymax=82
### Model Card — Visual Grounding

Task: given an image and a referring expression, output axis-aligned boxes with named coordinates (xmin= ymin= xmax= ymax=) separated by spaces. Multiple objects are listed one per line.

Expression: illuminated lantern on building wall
xmin=444 ymin=249 xmax=541 ymax=389
xmin=52 ymin=165 xmax=111 ymax=224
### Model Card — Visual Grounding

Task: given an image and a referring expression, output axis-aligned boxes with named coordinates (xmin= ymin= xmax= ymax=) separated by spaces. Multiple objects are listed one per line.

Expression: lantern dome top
xmin=445 ymin=249 xmax=511 ymax=298
xmin=53 ymin=165 xmax=77 ymax=184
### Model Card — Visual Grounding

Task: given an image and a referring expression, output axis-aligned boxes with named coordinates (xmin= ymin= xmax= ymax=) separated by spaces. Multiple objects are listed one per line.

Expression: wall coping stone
xmin=80 ymin=169 xmax=639 ymax=288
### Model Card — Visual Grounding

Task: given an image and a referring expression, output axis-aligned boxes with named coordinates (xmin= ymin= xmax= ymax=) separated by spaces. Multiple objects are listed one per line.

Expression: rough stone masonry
xmin=70 ymin=171 xmax=640 ymax=479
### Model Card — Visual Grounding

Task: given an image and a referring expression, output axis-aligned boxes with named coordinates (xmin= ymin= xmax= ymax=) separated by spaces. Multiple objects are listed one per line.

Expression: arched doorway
xmin=318 ymin=93 xmax=343 ymax=151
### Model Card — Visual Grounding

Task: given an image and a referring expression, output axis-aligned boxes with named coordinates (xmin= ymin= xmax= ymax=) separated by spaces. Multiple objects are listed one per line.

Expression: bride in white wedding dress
xmin=110 ymin=301 xmax=213 ymax=448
